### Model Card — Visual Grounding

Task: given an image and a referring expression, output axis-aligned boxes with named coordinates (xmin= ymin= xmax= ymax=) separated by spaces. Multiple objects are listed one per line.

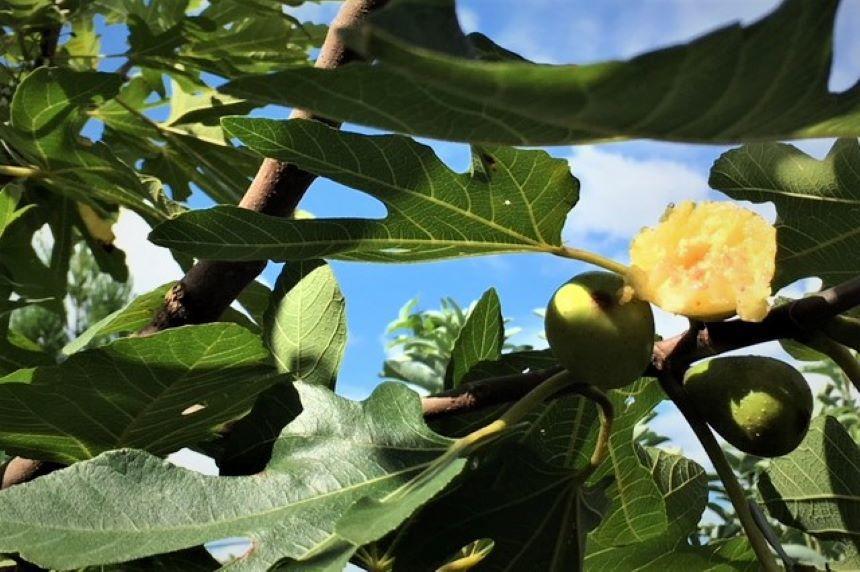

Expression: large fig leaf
xmin=0 ymin=383 xmax=464 ymax=571
xmin=0 ymin=323 xmax=278 ymax=463
xmin=710 ymin=138 xmax=860 ymax=289
xmin=586 ymin=380 xmax=668 ymax=546
xmin=759 ymin=416 xmax=860 ymax=568
xmin=382 ymin=444 xmax=612 ymax=571
xmin=221 ymin=0 xmax=860 ymax=146
xmin=149 ymin=118 xmax=579 ymax=263
xmin=585 ymin=449 xmax=757 ymax=571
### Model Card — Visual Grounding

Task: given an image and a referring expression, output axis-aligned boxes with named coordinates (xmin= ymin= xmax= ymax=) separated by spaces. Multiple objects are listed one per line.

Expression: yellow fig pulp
xmin=629 ymin=201 xmax=776 ymax=322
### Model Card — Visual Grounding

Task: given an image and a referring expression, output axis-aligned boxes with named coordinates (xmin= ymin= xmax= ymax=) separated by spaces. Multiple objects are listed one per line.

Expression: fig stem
xmin=0 ymin=164 xmax=37 ymax=178
xmin=658 ymin=372 xmax=781 ymax=572
xmin=804 ymin=333 xmax=860 ymax=394
xmin=571 ymin=385 xmax=614 ymax=481
xmin=554 ymin=246 xmax=630 ymax=277
xmin=412 ymin=370 xmax=575 ymax=491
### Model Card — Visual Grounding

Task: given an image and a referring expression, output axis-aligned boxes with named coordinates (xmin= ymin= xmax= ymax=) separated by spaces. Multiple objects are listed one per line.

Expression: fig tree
xmin=684 ymin=356 xmax=812 ymax=457
xmin=545 ymin=271 xmax=654 ymax=389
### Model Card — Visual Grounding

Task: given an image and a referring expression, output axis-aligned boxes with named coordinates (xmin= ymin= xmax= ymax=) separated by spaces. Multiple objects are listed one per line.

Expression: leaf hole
xmin=182 ymin=403 xmax=207 ymax=416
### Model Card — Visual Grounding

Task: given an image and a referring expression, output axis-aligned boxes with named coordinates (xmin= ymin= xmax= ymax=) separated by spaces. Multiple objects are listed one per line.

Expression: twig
xmin=421 ymin=366 xmax=563 ymax=419
xmin=33 ymin=25 xmax=60 ymax=68
xmin=823 ymin=315 xmax=860 ymax=352
xmin=803 ymin=333 xmax=860 ymax=393
xmin=748 ymin=499 xmax=795 ymax=570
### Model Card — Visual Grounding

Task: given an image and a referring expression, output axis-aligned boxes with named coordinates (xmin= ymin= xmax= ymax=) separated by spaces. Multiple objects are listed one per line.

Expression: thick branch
xmin=425 ymin=275 xmax=860 ymax=419
xmin=142 ymin=0 xmax=386 ymax=334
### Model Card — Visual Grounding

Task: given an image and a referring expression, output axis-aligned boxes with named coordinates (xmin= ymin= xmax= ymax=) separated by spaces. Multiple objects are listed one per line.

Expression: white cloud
xmin=114 ymin=208 xmax=183 ymax=294
xmin=563 ymin=146 xmax=710 ymax=244
xmin=456 ymin=5 xmax=480 ymax=33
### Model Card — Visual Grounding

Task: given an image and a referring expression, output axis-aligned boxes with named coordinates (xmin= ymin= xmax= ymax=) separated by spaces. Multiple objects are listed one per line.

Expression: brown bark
xmin=142 ymin=0 xmax=387 ymax=334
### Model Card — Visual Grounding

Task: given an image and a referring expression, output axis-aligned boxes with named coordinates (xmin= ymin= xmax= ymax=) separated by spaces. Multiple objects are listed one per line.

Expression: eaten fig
xmin=684 ymin=356 xmax=812 ymax=457
xmin=545 ymin=271 xmax=655 ymax=389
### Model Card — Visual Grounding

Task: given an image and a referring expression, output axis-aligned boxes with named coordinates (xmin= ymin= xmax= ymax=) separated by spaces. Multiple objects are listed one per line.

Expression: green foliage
xmin=586 ymin=449 xmax=756 ymax=570
xmin=445 ymin=288 xmax=503 ymax=388
xmin=382 ymin=297 xmax=467 ymax=393
xmin=11 ymin=241 xmax=133 ymax=357
xmin=381 ymin=294 xmax=529 ymax=394
xmin=263 ymin=260 xmax=346 ymax=387
xmin=0 ymin=382 xmax=464 ymax=571
xmin=222 ymin=0 xmax=860 ymax=146
xmin=151 ymin=118 xmax=580 ymax=262
xmin=0 ymin=0 xmax=858 ymax=570
xmin=759 ymin=416 xmax=860 ymax=569
xmin=0 ymin=323 xmax=279 ymax=463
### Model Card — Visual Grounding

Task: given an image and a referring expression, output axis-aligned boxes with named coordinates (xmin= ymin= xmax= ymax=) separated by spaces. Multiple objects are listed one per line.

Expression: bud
xmin=629 ymin=201 xmax=775 ymax=322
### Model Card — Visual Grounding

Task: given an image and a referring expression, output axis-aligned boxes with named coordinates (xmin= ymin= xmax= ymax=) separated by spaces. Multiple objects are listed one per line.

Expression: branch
xmin=141 ymin=0 xmax=387 ymax=334
xmin=425 ymin=274 xmax=860 ymax=419
xmin=33 ymin=24 xmax=61 ymax=68
xmin=421 ymin=366 xmax=563 ymax=419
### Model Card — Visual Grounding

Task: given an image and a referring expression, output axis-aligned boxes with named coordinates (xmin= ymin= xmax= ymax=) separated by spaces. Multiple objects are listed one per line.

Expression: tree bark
xmin=142 ymin=0 xmax=387 ymax=334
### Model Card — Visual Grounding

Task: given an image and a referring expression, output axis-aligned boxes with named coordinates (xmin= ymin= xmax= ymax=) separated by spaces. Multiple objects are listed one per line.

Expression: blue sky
xmin=104 ymin=1 xmax=860 ymax=470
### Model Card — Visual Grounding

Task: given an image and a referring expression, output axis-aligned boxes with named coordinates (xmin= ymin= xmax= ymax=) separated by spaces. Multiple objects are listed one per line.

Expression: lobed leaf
xmin=222 ymin=0 xmax=860 ymax=146
xmin=150 ymin=118 xmax=579 ymax=262
xmin=0 ymin=323 xmax=278 ymax=463
xmin=585 ymin=448 xmax=756 ymax=570
xmin=0 ymin=382 xmax=461 ymax=571
xmin=759 ymin=416 xmax=860 ymax=563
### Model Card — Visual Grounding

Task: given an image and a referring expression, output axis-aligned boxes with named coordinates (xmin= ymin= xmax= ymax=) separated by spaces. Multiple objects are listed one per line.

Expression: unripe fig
xmin=545 ymin=271 xmax=655 ymax=389
xmin=684 ymin=356 xmax=812 ymax=457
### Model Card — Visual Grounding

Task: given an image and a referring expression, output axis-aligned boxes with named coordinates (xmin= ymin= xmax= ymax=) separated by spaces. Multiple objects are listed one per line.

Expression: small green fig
xmin=684 ymin=356 xmax=813 ymax=457
xmin=545 ymin=271 xmax=655 ymax=389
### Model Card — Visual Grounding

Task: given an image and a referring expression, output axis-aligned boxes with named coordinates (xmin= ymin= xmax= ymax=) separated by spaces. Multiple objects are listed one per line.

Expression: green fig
xmin=544 ymin=271 xmax=655 ymax=389
xmin=684 ymin=356 xmax=812 ymax=457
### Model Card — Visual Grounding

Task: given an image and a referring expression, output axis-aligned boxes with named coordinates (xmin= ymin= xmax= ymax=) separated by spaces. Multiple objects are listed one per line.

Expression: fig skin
xmin=684 ymin=356 xmax=813 ymax=457
xmin=545 ymin=271 xmax=655 ymax=389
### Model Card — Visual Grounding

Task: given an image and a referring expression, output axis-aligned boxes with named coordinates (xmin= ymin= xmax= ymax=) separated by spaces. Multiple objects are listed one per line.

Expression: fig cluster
xmin=544 ymin=272 xmax=813 ymax=457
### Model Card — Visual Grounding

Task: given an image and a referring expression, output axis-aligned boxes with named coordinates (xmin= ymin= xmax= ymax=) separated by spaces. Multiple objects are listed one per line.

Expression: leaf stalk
xmin=0 ymin=165 xmax=37 ymax=178
xmin=554 ymin=246 xmax=630 ymax=276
